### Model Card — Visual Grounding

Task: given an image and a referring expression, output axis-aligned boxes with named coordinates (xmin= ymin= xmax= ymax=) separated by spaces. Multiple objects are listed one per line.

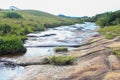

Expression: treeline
xmin=84 ymin=10 xmax=120 ymax=27
xmin=95 ymin=10 xmax=120 ymax=27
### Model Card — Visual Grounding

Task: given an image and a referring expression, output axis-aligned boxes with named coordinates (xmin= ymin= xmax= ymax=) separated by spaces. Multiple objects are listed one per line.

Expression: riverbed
xmin=0 ymin=22 xmax=98 ymax=80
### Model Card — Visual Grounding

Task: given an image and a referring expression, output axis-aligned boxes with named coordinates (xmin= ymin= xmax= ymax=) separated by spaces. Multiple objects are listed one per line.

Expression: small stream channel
xmin=0 ymin=22 xmax=98 ymax=80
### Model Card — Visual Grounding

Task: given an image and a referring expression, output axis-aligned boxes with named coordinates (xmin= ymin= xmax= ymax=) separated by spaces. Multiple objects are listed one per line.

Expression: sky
xmin=0 ymin=0 xmax=120 ymax=17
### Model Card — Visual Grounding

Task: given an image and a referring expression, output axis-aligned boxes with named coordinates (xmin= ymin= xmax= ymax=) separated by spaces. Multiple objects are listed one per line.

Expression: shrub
xmin=5 ymin=12 xmax=22 ymax=18
xmin=43 ymin=56 xmax=76 ymax=65
xmin=0 ymin=36 xmax=26 ymax=55
xmin=0 ymin=24 xmax=11 ymax=35
xmin=55 ymin=47 xmax=68 ymax=52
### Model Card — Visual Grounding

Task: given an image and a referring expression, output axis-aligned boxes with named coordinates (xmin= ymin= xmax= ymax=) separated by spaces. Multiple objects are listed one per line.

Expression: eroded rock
xmin=64 ymin=56 xmax=109 ymax=80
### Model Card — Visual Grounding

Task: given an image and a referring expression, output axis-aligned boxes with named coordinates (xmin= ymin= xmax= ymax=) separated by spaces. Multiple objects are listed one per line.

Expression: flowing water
xmin=0 ymin=22 xmax=98 ymax=80
xmin=24 ymin=22 xmax=98 ymax=56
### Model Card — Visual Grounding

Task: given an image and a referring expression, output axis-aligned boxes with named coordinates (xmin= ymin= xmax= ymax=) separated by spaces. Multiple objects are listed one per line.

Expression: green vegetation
xmin=99 ymin=24 xmax=120 ymax=39
xmin=0 ymin=10 xmax=81 ymax=35
xmin=85 ymin=10 xmax=120 ymax=39
xmin=86 ymin=10 xmax=120 ymax=27
xmin=105 ymin=33 xmax=116 ymax=39
xmin=111 ymin=48 xmax=120 ymax=57
xmin=5 ymin=12 xmax=22 ymax=18
xmin=43 ymin=56 xmax=76 ymax=65
xmin=0 ymin=10 xmax=82 ymax=55
xmin=55 ymin=47 xmax=68 ymax=52
xmin=0 ymin=24 xmax=11 ymax=36
xmin=96 ymin=11 xmax=120 ymax=27
xmin=0 ymin=36 xmax=26 ymax=55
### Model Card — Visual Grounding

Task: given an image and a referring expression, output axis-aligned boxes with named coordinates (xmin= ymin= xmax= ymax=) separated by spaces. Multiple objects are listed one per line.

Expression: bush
xmin=55 ymin=47 xmax=68 ymax=52
xmin=43 ymin=56 xmax=76 ymax=65
xmin=96 ymin=16 xmax=110 ymax=27
xmin=0 ymin=36 xmax=26 ymax=55
xmin=0 ymin=24 xmax=12 ymax=35
xmin=5 ymin=12 xmax=22 ymax=18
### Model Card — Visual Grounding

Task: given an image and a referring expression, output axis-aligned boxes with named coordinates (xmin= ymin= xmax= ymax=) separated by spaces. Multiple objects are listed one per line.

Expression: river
xmin=0 ymin=22 xmax=98 ymax=80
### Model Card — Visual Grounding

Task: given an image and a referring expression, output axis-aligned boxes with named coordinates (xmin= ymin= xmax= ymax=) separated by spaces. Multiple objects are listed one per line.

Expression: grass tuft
xmin=54 ymin=47 xmax=68 ymax=52
xmin=43 ymin=56 xmax=76 ymax=65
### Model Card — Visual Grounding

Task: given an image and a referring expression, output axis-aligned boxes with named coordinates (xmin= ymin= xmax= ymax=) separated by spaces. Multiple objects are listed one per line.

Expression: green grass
xmin=99 ymin=24 xmax=120 ymax=39
xmin=0 ymin=10 xmax=82 ymax=36
xmin=111 ymin=48 xmax=120 ymax=57
xmin=54 ymin=47 xmax=68 ymax=52
xmin=43 ymin=56 xmax=76 ymax=65
xmin=105 ymin=33 xmax=116 ymax=39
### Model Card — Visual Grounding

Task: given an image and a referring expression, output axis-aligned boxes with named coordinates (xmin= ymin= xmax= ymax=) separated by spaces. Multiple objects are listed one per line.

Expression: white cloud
xmin=0 ymin=0 xmax=120 ymax=16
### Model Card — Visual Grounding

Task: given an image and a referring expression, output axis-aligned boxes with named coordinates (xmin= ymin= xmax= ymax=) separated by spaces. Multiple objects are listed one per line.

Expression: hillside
xmin=0 ymin=10 xmax=81 ymax=36
xmin=0 ymin=10 xmax=82 ymax=55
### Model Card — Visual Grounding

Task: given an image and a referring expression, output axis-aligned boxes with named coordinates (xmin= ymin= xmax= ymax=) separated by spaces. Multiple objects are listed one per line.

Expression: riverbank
xmin=11 ymin=33 xmax=120 ymax=80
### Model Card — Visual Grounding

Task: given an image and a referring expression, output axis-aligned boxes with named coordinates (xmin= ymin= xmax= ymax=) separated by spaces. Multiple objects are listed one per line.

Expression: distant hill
xmin=58 ymin=14 xmax=80 ymax=18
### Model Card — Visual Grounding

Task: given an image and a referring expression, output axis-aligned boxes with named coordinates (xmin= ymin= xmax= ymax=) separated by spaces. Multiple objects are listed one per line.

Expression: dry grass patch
xmin=107 ymin=42 xmax=120 ymax=48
